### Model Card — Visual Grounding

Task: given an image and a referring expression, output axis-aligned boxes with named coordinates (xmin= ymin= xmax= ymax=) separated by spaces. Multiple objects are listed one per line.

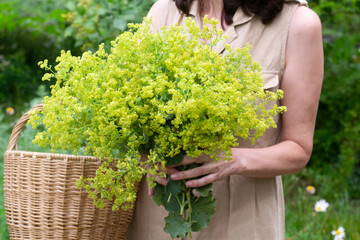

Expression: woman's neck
xmin=200 ymin=0 xmax=228 ymax=31
xmin=202 ymin=0 xmax=223 ymax=20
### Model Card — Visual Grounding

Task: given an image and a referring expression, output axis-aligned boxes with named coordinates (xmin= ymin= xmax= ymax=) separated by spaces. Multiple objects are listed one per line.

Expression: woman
xmin=127 ymin=0 xmax=323 ymax=239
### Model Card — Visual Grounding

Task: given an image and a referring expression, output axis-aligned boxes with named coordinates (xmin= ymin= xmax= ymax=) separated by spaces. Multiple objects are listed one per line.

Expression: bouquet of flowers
xmin=29 ymin=17 xmax=286 ymax=239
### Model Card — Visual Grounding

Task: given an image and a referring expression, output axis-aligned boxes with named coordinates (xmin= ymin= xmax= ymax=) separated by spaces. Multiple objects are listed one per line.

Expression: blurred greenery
xmin=309 ymin=0 xmax=360 ymax=199
xmin=0 ymin=1 xmax=155 ymax=239
xmin=0 ymin=0 xmax=77 ymax=107
xmin=0 ymin=115 xmax=10 ymax=240
xmin=1 ymin=0 xmax=359 ymax=239
xmin=0 ymin=0 xmax=155 ymax=107
xmin=63 ymin=0 xmax=156 ymax=51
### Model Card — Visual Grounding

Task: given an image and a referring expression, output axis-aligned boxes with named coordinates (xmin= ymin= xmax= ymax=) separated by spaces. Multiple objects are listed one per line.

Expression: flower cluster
xmin=29 ymin=17 xmax=285 ymax=215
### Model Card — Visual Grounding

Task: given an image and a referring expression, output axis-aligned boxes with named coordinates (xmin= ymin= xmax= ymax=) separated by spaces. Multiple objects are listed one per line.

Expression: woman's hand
xmin=169 ymin=154 xmax=238 ymax=188
xmin=146 ymin=153 xmax=238 ymax=196
xmin=147 ymin=166 xmax=179 ymax=196
xmin=141 ymin=154 xmax=174 ymax=196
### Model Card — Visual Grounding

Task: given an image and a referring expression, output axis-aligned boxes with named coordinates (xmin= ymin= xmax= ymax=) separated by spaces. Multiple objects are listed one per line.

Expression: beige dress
xmin=127 ymin=0 xmax=308 ymax=239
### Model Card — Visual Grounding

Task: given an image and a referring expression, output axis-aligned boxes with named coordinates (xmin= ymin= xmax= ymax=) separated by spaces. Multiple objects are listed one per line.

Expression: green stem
xmin=167 ymin=193 xmax=172 ymax=203
xmin=186 ymin=187 xmax=192 ymax=239
xmin=176 ymin=194 xmax=185 ymax=216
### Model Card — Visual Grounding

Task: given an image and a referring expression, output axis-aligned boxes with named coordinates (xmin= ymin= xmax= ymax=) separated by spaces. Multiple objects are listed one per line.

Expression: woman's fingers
xmin=170 ymin=154 xmax=213 ymax=167
xmin=155 ymin=176 xmax=168 ymax=186
xmin=148 ymin=187 xmax=154 ymax=196
xmin=153 ymin=167 xmax=179 ymax=185
xmin=185 ymin=174 xmax=218 ymax=188
xmin=170 ymin=160 xmax=234 ymax=187
xmin=170 ymin=163 xmax=214 ymax=181
xmin=165 ymin=166 xmax=179 ymax=175
xmin=147 ymin=167 xmax=179 ymax=196
xmin=147 ymin=176 xmax=167 ymax=196
xmin=147 ymin=155 xmax=223 ymax=196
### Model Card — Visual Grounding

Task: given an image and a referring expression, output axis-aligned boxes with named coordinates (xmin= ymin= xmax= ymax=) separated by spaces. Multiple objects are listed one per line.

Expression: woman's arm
xmin=170 ymin=6 xmax=324 ymax=187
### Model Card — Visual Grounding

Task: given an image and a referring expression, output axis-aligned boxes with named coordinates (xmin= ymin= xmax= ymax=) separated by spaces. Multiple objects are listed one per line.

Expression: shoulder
xmin=284 ymin=5 xmax=323 ymax=78
xmin=147 ymin=0 xmax=171 ymax=15
xmin=284 ymin=5 xmax=323 ymax=80
xmin=147 ymin=0 xmax=170 ymax=18
xmin=289 ymin=6 xmax=322 ymax=39
xmin=147 ymin=0 xmax=177 ymax=29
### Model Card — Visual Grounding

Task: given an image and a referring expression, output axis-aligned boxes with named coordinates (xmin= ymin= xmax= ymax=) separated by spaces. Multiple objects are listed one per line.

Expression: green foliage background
xmin=309 ymin=0 xmax=360 ymax=198
xmin=0 ymin=0 xmax=359 ymax=239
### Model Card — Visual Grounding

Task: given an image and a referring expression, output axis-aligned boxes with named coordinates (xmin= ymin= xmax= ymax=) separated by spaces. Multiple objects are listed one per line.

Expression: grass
xmin=0 ymin=110 xmax=11 ymax=240
xmin=0 ymin=160 xmax=9 ymax=240
xmin=0 ymin=107 xmax=359 ymax=240
xmin=283 ymin=168 xmax=360 ymax=239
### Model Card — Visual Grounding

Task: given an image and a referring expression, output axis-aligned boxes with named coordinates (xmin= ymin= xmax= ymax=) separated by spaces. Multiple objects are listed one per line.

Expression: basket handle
xmin=7 ymin=104 xmax=44 ymax=151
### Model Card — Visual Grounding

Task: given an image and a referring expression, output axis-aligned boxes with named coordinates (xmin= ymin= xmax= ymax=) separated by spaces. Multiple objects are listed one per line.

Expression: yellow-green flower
xmin=29 ymin=17 xmax=286 ymax=211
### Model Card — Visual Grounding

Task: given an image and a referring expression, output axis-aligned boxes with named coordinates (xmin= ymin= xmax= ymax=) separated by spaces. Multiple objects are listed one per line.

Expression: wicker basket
xmin=3 ymin=104 xmax=139 ymax=240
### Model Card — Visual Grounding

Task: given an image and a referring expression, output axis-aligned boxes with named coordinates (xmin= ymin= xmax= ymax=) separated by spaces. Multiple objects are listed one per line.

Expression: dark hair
xmin=173 ymin=0 xmax=286 ymax=25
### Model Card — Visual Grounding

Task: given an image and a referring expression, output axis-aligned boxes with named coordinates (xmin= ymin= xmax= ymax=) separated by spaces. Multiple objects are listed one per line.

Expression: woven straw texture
xmin=3 ymin=104 xmax=139 ymax=240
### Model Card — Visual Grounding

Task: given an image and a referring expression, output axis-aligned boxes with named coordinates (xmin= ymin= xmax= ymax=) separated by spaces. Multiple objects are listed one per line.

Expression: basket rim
xmin=4 ymin=149 xmax=102 ymax=163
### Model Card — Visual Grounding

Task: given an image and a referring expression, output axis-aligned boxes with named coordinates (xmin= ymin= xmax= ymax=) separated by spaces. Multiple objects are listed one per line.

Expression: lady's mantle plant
xmin=29 ymin=17 xmax=286 ymax=239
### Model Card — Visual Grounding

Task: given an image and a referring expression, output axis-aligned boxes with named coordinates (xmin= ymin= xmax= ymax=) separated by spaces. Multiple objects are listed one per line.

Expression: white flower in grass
xmin=314 ymin=199 xmax=329 ymax=212
xmin=331 ymin=226 xmax=345 ymax=240
xmin=306 ymin=185 xmax=316 ymax=194
xmin=6 ymin=107 xmax=15 ymax=116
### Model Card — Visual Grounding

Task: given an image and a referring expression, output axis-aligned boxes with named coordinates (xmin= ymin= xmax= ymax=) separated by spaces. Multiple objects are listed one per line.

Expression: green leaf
xmin=113 ymin=17 xmax=128 ymax=31
xmin=166 ymin=178 xmax=185 ymax=196
xmin=164 ymin=212 xmax=191 ymax=239
xmin=65 ymin=1 xmax=76 ymax=11
xmin=97 ymin=7 xmax=107 ymax=16
xmin=163 ymin=191 xmax=181 ymax=212
xmin=165 ymin=113 xmax=174 ymax=120
xmin=64 ymin=27 xmax=75 ymax=37
xmin=165 ymin=152 xmax=183 ymax=166
xmin=162 ymin=179 xmax=186 ymax=212
xmin=152 ymin=183 xmax=165 ymax=206
xmin=153 ymin=179 xmax=185 ymax=212
xmin=196 ymin=183 xmax=212 ymax=197
xmin=191 ymin=195 xmax=216 ymax=232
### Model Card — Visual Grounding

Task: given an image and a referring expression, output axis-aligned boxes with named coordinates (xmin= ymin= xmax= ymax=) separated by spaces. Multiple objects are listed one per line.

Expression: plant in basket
xmin=29 ymin=16 xmax=286 ymax=239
